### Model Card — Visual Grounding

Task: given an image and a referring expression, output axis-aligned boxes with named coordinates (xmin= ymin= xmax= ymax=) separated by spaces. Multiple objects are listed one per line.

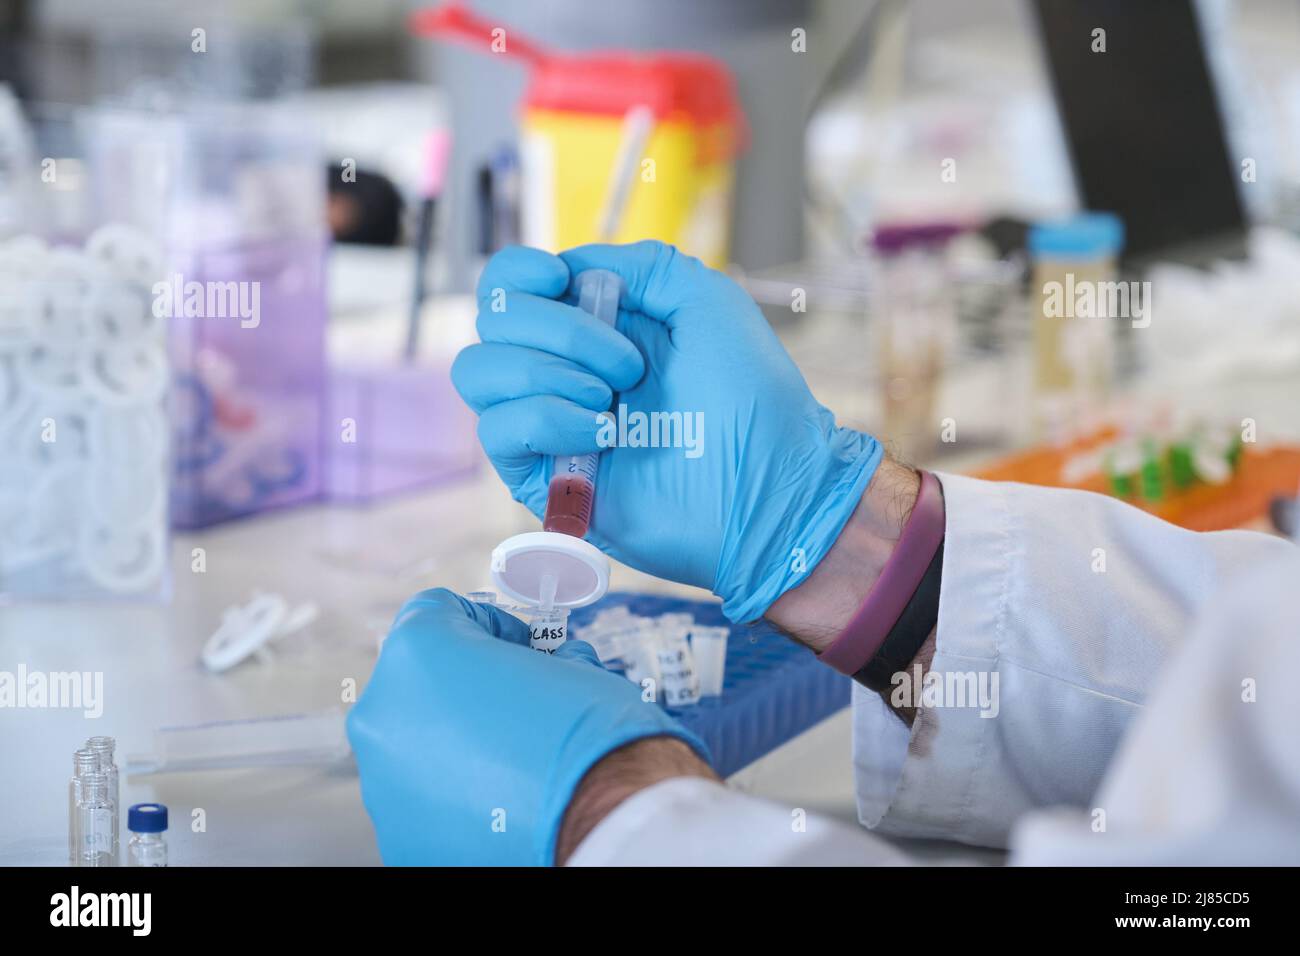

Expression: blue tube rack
xmin=569 ymin=592 xmax=852 ymax=777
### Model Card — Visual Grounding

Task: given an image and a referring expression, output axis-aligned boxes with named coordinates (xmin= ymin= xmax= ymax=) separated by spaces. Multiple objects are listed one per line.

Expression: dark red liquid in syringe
xmin=543 ymin=473 xmax=595 ymax=537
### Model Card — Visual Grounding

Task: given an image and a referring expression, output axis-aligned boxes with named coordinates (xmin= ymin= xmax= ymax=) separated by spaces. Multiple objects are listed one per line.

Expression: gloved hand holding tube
xmin=452 ymin=240 xmax=884 ymax=622
xmin=350 ymin=241 xmax=888 ymax=865
xmin=346 ymin=588 xmax=707 ymax=865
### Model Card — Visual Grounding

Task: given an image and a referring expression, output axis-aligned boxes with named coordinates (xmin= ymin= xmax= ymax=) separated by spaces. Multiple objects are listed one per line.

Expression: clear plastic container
xmin=167 ymin=234 xmax=328 ymax=526
xmin=171 ymin=107 xmax=327 ymax=527
xmin=870 ymin=224 xmax=962 ymax=463
xmin=324 ymin=360 xmax=478 ymax=503
xmin=1028 ymin=212 xmax=1125 ymax=442
xmin=0 ymin=106 xmax=171 ymax=601
xmin=84 ymin=101 xmax=328 ymax=529
xmin=125 ymin=710 xmax=350 ymax=776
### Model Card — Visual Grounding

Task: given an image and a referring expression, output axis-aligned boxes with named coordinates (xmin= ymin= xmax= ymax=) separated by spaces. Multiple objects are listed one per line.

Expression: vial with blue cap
xmin=1028 ymin=211 xmax=1126 ymax=441
xmin=126 ymin=803 xmax=168 ymax=867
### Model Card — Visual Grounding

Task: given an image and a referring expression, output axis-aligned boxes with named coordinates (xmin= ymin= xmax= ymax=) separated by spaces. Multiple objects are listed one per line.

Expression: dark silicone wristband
xmin=853 ymin=538 xmax=944 ymax=692
xmin=817 ymin=470 xmax=946 ymax=676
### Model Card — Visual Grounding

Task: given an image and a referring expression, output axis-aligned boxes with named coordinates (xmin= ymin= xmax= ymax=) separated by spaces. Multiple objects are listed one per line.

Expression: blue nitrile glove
xmin=452 ymin=243 xmax=889 ymax=624
xmin=453 ymin=241 xmax=882 ymax=622
xmin=346 ymin=588 xmax=706 ymax=866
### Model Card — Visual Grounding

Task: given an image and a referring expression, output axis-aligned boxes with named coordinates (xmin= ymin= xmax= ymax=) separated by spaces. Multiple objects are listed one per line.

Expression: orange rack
xmin=971 ymin=433 xmax=1300 ymax=532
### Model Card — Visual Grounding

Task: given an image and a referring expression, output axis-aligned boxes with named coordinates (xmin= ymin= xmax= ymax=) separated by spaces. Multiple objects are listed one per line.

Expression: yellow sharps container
xmin=413 ymin=4 xmax=745 ymax=268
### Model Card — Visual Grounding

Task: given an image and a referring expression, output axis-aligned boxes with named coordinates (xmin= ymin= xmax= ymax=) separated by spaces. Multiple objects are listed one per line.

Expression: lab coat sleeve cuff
xmin=852 ymin=471 xmax=1019 ymax=846
xmin=850 ymin=470 xmax=1283 ymax=847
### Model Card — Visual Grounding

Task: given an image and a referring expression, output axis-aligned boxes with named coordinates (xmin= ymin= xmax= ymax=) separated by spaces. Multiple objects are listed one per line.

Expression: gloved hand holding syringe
xmin=487 ymin=269 xmax=623 ymax=652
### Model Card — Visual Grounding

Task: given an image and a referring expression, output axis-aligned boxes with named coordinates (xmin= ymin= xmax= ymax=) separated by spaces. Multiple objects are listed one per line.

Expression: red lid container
xmin=411 ymin=3 xmax=745 ymax=162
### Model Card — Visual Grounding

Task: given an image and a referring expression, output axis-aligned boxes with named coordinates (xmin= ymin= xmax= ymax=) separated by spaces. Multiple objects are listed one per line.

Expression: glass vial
xmin=127 ymin=803 xmax=169 ymax=867
xmin=68 ymin=748 xmax=99 ymax=865
xmin=85 ymin=736 xmax=119 ymax=863
xmin=75 ymin=772 xmax=114 ymax=867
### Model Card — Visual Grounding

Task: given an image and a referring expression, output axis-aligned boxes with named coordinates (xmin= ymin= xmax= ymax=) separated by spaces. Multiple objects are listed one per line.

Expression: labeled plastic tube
xmin=527 ymin=572 xmax=567 ymax=652
xmin=528 ymin=607 xmax=570 ymax=653
xmin=690 ymin=626 xmax=730 ymax=697
xmin=656 ymin=629 xmax=700 ymax=708
xmin=623 ymin=629 xmax=663 ymax=697
xmin=469 ymin=586 xmax=570 ymax=654
xmin=573 ymin=611 xmax=640 ymax=664
xmin=543 ymin=270 xmax=623 ymax=538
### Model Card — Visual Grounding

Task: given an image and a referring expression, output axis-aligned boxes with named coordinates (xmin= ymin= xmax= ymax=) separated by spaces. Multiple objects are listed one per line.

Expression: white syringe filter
xmin=490 ymin=531 xmax=610 ymax=610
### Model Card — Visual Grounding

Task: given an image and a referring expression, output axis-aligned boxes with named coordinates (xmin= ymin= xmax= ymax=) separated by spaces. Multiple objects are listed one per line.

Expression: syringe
xmin=543 ymin=269 xmax=623 ymax=539
xmin=487 ymin=270 xmax=622 ymax=651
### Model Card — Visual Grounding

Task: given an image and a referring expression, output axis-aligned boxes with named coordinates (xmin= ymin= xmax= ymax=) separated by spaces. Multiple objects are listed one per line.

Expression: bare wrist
xmin=767 ymin=459 xmax=943 ymax=726
xmin=555 ymin=736 xmax=716 ymax=865
xmin=766 ymin=458 xmax=920 ymax=652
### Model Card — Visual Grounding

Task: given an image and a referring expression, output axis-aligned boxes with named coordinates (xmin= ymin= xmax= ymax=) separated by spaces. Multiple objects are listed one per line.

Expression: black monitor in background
xmin=1031 ymin=0 xmax=1248 ymax=267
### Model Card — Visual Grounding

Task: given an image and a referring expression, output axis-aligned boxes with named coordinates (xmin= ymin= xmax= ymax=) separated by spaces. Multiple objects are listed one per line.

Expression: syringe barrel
xmin=543 ymin=270 xmax=623 ymax=538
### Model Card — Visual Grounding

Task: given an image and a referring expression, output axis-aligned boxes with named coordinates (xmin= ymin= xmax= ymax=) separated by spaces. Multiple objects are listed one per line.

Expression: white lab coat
xmin=569 ymin=473 xmax=1300 ymax=866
